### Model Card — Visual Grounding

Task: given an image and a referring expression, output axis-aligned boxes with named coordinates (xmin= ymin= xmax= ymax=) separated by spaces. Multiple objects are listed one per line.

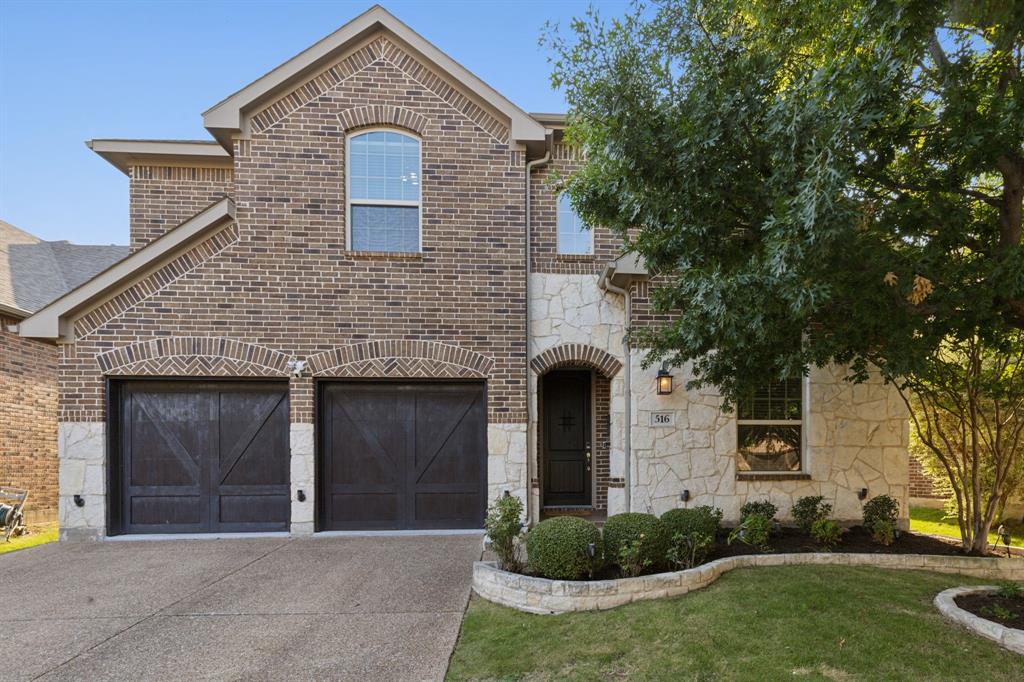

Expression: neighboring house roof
xmin=19 ymin=199 xmax=235 ymax=340
xmin=202 ymin=5 xmax=547 ymax=150
xmin=0 ymin=220 xmax=128 ymax=320
xmin=86 ymin=139 xmax=232 ymax=176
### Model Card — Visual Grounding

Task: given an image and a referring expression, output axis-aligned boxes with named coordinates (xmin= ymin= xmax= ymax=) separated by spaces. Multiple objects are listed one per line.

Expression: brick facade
xmin=910 ymin=455 xmax=945 ymax=499
xmin=129 ymin=166 xmax=232 ymax=251
xmin=0 ymin=315 xmax=57 ymax=523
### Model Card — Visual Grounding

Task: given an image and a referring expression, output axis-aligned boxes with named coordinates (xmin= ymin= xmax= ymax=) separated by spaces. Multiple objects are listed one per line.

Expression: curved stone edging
xmin=473 ymin=553 xmax=1024 ymax=615
xmin=934 ymin=586 xmax=1024 ymax=654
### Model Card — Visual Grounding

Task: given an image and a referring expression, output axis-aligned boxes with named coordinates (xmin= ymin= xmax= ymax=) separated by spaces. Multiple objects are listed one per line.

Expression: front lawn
xmin=447 ymin=566 xmax=1024 ymax=681
xmin=0 ymin=526 xmax=58 ymax=556
xmin=910 ymin=506 xmax=1024 ymax=549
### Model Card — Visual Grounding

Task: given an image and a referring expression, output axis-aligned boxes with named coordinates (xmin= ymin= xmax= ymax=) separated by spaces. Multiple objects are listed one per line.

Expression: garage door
xmin=319 ymin=382 xmax=486 ymax=530
xmin=112 ymin=381 xmax=290 ymax=535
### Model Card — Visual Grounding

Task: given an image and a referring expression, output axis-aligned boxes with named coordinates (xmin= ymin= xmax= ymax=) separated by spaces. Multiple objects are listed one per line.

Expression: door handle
xmin=585 ymin=448 xmax=592 ymax=472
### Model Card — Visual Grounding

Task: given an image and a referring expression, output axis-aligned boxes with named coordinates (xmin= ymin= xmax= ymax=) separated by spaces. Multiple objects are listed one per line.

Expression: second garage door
xmin=319 ymin=381 xmax=486 ymax=530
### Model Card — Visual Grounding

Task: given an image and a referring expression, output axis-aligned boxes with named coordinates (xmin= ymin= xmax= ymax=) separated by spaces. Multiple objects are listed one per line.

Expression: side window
xmin=347 ymin=130 xmax=420 ymax=252
xmin=557 ymin=193 xmax=592 ymax=255
xmin=736 ymin=377 xmax=804 ymax=472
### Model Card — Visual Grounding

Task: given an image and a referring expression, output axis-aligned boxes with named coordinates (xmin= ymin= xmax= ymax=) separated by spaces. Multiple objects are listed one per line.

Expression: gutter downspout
xmin=598 ymin=266 xmax=632 ymax=513
xmin=524 ymin=144 xmax=551 ymax=525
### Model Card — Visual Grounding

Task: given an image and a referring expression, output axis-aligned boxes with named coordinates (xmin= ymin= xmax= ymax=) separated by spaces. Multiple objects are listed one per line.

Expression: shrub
xmin=740 ymin=500 xmax=778 ymax=522
xmin=996 ymin=580 xmax=1022 ymax=600
xmin=863 ymin=494 xmax=900 ymax=546
xmin=617 ymin=537 xmax=652 ymax=578
xmin=666 ymin=530 xmax=715 ymax=570
xmin=792 ymin=496 xmax=833 ymax=535
xmin=728 ymin=513 xmax=773 ymax=551
xmin=661 ymin=506 xmax=723 ymax=540
xmin=525 ymin=516 xmax=601 ymax=580
xmin=603 ymin=513 xmax=671 ymax=573
xmin=484 ymin=494 xmax=525 ymax=572
xmin=811 ymin=519 xmax=843 ymax=550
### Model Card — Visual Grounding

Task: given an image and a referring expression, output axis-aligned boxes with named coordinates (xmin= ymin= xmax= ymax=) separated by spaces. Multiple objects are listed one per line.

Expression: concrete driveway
xmin=1 ymin=534 xmax=482 ymax=681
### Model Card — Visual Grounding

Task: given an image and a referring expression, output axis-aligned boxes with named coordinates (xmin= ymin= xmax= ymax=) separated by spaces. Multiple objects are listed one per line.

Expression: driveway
xmin=2 ymin=534 xmax=482 ymax=681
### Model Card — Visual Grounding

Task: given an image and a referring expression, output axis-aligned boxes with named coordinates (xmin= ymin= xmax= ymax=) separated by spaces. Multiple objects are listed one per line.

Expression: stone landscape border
xmin=473 ymin=553 xmax=1024 ymax=615
xmin=934 ymin=586 xmax=1024 ymax=654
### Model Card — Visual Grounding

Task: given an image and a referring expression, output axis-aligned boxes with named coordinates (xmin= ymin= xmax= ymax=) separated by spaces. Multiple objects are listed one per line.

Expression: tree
xmin=544 ymin=0 xmax=1024 ymax=553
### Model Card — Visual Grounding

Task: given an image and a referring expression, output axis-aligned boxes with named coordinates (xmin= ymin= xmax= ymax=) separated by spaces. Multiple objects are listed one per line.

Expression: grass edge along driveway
xmin=447 ymin=565 xmax=1024 ymax=681
xmin=0 ymin=525 xmax=58 ymax=556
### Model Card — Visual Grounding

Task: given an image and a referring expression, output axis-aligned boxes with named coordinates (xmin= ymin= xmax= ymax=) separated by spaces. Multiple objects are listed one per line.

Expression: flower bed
xmin=934 ymin=586 xmax=1024 ymax=654
xmin=475 ymin=553 xmax=1024 ymax=615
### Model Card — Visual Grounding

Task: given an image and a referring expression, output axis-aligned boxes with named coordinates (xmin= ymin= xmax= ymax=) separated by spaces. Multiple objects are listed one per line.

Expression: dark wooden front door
xmin=113 ymin=381 xmax=290 ymax=535
xmin=542 ymin=370 xmax=592 ymax=506
xmin=319 ymin=381 xmax=486 ymax=530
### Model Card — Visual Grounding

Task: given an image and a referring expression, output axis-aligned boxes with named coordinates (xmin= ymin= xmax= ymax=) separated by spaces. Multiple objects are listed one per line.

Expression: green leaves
xmin=545 ymin=0 xmax=1024 ymax=402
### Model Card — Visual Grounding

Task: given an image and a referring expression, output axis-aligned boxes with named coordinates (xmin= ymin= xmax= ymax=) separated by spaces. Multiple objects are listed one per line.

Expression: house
xmin=17 ymin=5 xmax=909 ymax=541
xmin=1 ymin=220 xmax=127 ymax=524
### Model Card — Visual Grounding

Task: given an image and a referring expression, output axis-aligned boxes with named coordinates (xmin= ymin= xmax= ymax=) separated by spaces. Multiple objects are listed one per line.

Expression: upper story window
xmin=346 ymin=130 xmax=421 ymax=252
xmin=736 ymin=377 xmax=804 ymax=472
xmin=557 ymin=193 xmax=592 ymax=255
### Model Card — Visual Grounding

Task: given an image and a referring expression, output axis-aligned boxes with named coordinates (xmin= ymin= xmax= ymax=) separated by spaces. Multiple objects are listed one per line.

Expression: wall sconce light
xmin=297 ymin=490 xmax=307 ymax=502
xmin=681 ymin=490 xmax=690 ymax=503
xmin=656 ymin=362 xmax=674 ymax=395
xmin=73 ymin=494 xmax=85 ymax=508
xmin=858 ymin=488 xmax=869 ymax=501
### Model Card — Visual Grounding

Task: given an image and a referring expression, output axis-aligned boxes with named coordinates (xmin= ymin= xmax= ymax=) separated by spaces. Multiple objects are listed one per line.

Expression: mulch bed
xmin=956 ymin=592 xmax=1024 ymax=629
xmin=709 ymin=526 xmax=1024 ymax=560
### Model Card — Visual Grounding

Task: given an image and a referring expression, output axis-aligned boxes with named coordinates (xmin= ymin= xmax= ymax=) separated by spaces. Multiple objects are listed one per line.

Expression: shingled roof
xmin=0 ymin=220 xmax=128 ymax=318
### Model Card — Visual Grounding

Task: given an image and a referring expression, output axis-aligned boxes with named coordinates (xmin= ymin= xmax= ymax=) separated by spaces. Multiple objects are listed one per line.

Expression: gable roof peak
xmin=202 ymin=5 xmax=546 ymax=151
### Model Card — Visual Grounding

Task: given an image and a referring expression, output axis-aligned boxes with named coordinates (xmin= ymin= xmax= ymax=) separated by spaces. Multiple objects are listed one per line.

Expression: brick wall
xmin=529 ymin=140 xmax=622 ymax=274
xmin=61 ymin=36 xmax=527 ymax=426
xmin=910 ymin=455 xmax=945 ymax=499
xmin=129 ymin=166 xmax=233 ymax=251
xmin=0 ymin=315 xmax=57 ymax=523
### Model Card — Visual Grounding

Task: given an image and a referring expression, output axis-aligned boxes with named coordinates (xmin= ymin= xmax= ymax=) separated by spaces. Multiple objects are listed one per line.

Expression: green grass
xmin=0 ymin=526 xmax=58 ymax=556
xmin=447 ymin=566 xmax=1024 ymax=681
xmin=910 ymin=506 xmax=1024 ymax=548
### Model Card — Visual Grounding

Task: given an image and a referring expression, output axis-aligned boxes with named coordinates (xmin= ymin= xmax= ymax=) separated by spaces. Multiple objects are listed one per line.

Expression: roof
xmin=19 ymin=199 xmax=235 ymax=340
xmin=202 ymin=5 xmax=547 ymax=150
xmin=87 ymin=139 xmax=232 ymax=175
xmin=0 ymin=220 xmax=128 ymax=319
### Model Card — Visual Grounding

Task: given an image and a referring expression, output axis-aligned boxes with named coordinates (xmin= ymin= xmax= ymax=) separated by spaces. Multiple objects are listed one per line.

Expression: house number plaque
xmin=650 ymin=411 xmax=675 ymax=427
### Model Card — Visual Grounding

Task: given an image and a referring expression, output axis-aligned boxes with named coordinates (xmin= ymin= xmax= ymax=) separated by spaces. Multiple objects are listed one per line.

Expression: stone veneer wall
xmin=629 ymin=359 xmax=909 ymax=524
xmin=0 ymin=318 xmax=58 ymax=524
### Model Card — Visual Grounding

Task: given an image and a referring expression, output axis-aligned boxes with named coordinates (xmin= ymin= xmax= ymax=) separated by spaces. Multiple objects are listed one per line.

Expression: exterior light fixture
xmin=73 ymin=494 xmax=85 ymax=508
xmin=297 ymin=490 xmax=307 ymax=502
xmin=586 ymin=542 xmax=596 ymax=558
xmin=858 ymin=488 xmax=869 ymax=501
xmin=997 ymin=524 xmax=1011 ymax=557
xmin=681 ymin=490 xmax=690 ymax=503
xmin=656 ymin=362 xmax=674 ymax=395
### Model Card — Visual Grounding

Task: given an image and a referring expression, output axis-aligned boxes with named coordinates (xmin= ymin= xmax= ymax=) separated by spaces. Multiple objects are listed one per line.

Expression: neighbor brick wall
xmin=530 ymin=140 xmax=622 ymax=274
xmin=0 ymin=315 xmax=57 ymax=523
xmin=910 ymin=455 xmax=945 ymax=499
xmin=129 ymin=166 xmax=233 ymax=251
xmin=61 ymin=35 xmax=527 ymax=426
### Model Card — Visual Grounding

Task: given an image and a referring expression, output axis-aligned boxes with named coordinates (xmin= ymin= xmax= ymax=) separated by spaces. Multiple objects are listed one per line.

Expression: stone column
xmin=57 ymin=422 xmax=106 ymax=541
xmin=289 ymin=423 xmax=315 ymax=536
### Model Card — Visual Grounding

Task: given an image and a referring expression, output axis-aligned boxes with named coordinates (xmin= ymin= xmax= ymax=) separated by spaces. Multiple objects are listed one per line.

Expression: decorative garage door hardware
xmin=110 ymin=381 xmax=290 ymax=535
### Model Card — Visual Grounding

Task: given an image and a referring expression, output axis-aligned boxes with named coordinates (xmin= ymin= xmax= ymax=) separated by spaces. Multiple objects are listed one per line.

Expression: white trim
xmin=344 ymin=127 xmax=423 ymax=253
xmin=86 ymin=139 xmax=232 ymax=175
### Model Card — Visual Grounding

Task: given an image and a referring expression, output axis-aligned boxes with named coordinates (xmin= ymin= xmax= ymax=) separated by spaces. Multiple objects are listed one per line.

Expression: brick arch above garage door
xmin=306 ymin=340 xmax=495 ymax=379
xmin=531 ymin=343 xmax=622 ymax=379
xmin=96 ymin=337 xmax=292 ymax=377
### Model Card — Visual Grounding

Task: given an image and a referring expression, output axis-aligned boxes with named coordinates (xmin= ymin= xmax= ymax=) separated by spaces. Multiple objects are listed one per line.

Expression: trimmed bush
xmin=811 ymin=518 xmax=843 ymax=550
xmin=792 ymin=496 xmax=833 ymax=535
xmin=526 ymin=516 xmax=601 ymax=580
xmin=484 ymin=494 xmax=525 ymax=572
xmin=602 ymin=512 xmax=671 ymax=573
xmin=740 ymin=500 xmax=778 ymax=521
xmin=863 ymin=494 xmax=900 ymax=546
xmin=661 ymin=506 xmax=723 ymax=540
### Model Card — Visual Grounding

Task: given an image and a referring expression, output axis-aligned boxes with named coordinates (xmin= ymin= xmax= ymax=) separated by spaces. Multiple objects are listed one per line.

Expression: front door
xmin=542 ymin=370 xmax=592 ymax=506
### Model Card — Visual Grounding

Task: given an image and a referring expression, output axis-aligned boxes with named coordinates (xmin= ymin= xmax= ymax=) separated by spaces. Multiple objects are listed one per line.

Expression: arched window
xmin=346 ymin=129 xmax=421 ymax=252
xmin=557 ymin=193 xmax=592 ymax=255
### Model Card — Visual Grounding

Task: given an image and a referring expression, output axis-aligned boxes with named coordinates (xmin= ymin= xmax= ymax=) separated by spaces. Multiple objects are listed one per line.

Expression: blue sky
xmin=0 ymin=0 xmax=629 ymax=244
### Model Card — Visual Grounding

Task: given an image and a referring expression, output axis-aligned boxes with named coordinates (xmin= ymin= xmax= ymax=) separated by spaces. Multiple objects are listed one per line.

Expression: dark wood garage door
xmin=112 ymin=381 xmax=290 ymax=535
xmin=319 ymin=381 xmax=486 ymax=530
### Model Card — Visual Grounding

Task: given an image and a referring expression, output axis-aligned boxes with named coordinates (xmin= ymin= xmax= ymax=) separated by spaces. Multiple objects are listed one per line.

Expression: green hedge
xmin=526 ymin=516 xmax=601 ymax=580
xmin=661 ymin=506 xmax=723 ymax=540
xmin=602 ymin=513 xmax=671 ymax=572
